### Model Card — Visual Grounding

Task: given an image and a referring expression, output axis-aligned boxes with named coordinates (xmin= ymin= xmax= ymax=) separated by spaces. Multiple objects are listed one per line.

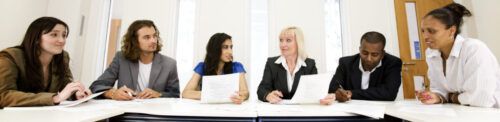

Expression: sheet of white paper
xmin=413 ymin=76 xmax=425 ymax=91
xmin=201 ymin=73 xmax=240 ymax=103
xmin=332 ymin=100 xmax=388 ymax=119
xmin=59 ymin=92 xmax=104 ymax=107
xmin=4 ymin=92 xmax=104 ymax=110
xmin=284 ymin=73 xmax=333 ymax=104
xmin=3 ymin=105 xmax=62 ymax=110
xmin=341 ymin=105 xmax=385 ymax=119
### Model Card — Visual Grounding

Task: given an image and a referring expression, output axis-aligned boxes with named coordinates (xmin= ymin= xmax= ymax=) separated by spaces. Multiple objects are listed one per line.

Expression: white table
xmin=385 ymin=100 xmax=500 ymax=122
xmin=255 ymin=100 xmax=387 ymax=121
xmin=7 ymin=98 xmax=498 ymax=121
xmin=105 ymin=98 xmax=258 ymax=121
xmin=0 ymin=98 xmax=384 ymax=121
xmin=0 ymin=109 xmax=123 ymax=122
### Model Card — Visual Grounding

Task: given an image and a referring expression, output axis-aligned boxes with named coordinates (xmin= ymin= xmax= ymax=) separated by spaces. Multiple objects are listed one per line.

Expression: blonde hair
xmin=280 ymin=26 xmax=307 ymax=59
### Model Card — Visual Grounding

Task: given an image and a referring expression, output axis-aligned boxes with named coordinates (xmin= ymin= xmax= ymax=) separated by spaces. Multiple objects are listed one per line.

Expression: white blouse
xmin=274 ymin=56 xmax=307 ymax=92
xmin=426 ymin=35 xmax=500 ymax=108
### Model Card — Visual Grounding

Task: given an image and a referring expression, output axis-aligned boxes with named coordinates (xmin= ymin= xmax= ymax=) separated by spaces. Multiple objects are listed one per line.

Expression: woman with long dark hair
xmin=182 ymin=33 xmax=249 ymax=104
xmin=0 ymin=17 xmax=91 ymax=108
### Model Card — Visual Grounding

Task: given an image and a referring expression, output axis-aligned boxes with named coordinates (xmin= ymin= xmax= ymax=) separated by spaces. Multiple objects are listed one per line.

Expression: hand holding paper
xmin=280 ymin=73 xmax=333 ymax=104
xmin=201 ymin=73 xmax=240 ymax=103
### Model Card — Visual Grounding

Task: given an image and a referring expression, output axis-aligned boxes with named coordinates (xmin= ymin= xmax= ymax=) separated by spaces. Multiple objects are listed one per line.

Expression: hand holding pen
xmin=416 ymin=91 xmax=442 ymax=104
xmin=105 ymin=85 xmax=136 ymax=101
xmin=335 ymin=79 xmax=352 ymax=102
xmin=415 ymin=82 xmax=443 ymax=104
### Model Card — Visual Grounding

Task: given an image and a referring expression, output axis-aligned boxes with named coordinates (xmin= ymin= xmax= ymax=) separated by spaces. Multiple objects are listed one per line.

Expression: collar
xmin=274 ymin=55 xmax=307 ymax=67
xmin=359 ymin=59 xmax=382 ymax=72
xmin=449 ymin=35 xmax=464 ymax=58
xmin=426 ymin=35 xmax=464 ymax=58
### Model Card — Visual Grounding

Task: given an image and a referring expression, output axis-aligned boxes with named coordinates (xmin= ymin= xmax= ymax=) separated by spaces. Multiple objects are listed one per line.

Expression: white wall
xmin=0 ymin=0 xmax=48 ymax=50
xmin=78 ymin=0 xmax=111 ymax=87
xmin=46 ymin=0 xmax=85 ymax=82
xmin=112 ymin=0 xmax=179 ymax=58
xmin=341 ymin=0 xmax=400 ymax=57
xmin=268 ymin=0 xmax=327 ymax=73
xmin=456 ymin=0 xmax=500 ymax=62
xmin=193 ymin=0 xmax=250 ymax=66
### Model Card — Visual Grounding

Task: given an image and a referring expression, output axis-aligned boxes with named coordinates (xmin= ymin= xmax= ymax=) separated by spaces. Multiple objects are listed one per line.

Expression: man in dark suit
xmin=329 ymin=31 xmax=402 ymax=102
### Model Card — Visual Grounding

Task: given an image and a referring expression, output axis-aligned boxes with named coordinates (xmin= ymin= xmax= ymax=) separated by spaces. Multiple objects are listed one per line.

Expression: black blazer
xmin=257 ymin=56 xmax=318 ymax=102
xmin=328 ymin=53 xmax=402 ymax=101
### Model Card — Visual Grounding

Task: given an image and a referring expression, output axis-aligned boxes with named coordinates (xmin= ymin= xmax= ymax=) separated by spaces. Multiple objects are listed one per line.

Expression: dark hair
xmin=203 ymin=33 xmax=233 ymax=76
xmin=121 ymin=20 xmax=162 ymax=62
xmin=360 ymin=31 xmax=386 ymax=49
xmin=425 ymin=2 xmax=472 ymax=38
xmin=16 ymin=17 xmax=71 ymax=92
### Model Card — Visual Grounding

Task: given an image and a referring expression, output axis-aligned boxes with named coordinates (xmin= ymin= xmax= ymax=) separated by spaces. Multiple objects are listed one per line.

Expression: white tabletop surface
xmin=3 ymin=98 xmax=499 ymax=121
xmin=385 ymin=100 xmax=500 ymax=122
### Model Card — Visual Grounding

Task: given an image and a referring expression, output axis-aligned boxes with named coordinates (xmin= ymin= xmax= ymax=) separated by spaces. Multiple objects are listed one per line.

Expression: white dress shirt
xmin=275 ymin=56 xmax=307 ymax=92
xmin=358 ymin=60 xmax=382 ymax=90
xmin=138 ymin=60 xmax=152 ymax=92
xmin=427 ymin=35 xmax=500 ymax=108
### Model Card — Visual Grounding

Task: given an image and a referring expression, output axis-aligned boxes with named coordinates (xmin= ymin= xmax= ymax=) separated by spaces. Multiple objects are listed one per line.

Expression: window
xmin=176 ymin=0 xmax=196 ymax=93
xmin=325 ymin=0 xmax=343 ymax=73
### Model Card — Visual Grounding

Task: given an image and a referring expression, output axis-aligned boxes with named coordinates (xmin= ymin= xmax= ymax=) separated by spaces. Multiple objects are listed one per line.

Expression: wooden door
xmin=394 ymin=0 xmax=452 ymax=99
xmin=106 ymin=19 xmax=121 ymax=66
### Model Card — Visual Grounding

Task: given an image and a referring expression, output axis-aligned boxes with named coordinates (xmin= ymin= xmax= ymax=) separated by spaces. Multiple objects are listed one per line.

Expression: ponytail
xmin=425 ymin=3 xmax=472 ymax=38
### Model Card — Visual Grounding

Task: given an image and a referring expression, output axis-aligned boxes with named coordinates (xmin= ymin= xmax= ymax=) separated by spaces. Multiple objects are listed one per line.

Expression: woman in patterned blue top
xmin=182 ymin=33 xmax=249 ymax=104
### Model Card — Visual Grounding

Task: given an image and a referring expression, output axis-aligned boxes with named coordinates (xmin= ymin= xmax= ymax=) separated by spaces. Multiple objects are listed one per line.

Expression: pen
xmin=123 ymin=85 xmax=134 ymax=97
xmin=336 ymin=79 xmax=344 ymax=89
xmin=336 ymin=79 xmax=350 ymax=96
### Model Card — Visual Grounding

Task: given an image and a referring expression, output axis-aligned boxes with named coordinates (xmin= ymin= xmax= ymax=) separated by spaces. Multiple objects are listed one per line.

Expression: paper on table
xmin=280 ymin=73 xmax=333 ymax=104
xmin=59 ymin=92 xmax=104 ymax=107
xmin=332 ymin=100 xmax=387 ymax=119
xmin=201 ymin=73 xmax=240 ymax=103
xmin=4 ymin=92 xmax=104 ymax=110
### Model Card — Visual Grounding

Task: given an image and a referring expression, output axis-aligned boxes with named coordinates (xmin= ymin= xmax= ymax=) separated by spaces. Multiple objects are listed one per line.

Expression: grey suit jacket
xmin=90 ymin=51 xmax=180 ymax=98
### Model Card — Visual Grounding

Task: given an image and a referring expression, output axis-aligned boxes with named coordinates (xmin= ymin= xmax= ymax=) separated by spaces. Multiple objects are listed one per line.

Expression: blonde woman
xmin=257 ymin=26 xmax=335 ymax=105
